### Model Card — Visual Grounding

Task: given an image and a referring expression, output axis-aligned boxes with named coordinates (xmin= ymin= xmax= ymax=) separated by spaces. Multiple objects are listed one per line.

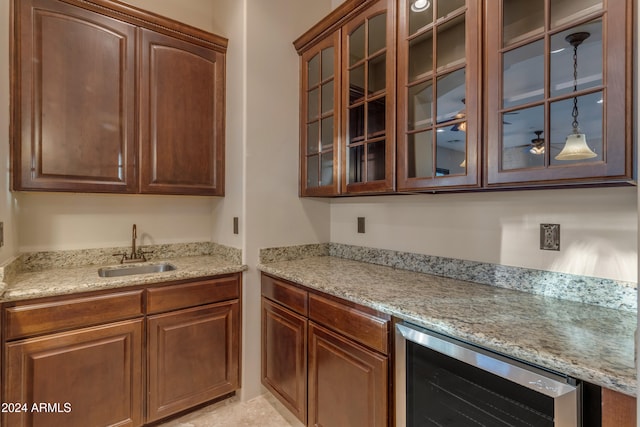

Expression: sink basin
xmin=98 ymin=262 xmax=177 ymax=278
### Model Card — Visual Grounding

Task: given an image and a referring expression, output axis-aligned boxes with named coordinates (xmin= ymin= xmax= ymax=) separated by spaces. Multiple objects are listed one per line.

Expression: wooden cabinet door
xmin=13 ymin=0 xmax=137 ymax=193
xmin=341 ymin=0 xmax=396 ymax=195
xmin=261 ymin=298 xmax=307 ymax=423
xmin=146 ymin=300 xmax=239 ymax=422
xmin=602 ymin=388 xmax=636 ymax=427
xmin=139 ymin=28 xmax=225 ymax=196
xmin=299 ymin=31 xmax=342 ymax=196
xmin=308 ymin=322 xmax=388 ymax=427
xmin=485 ymin=0 xmax=632 ymax=187
xmin=4 ymin=319 xmax=143 ymax=427
xmin=396 ymin=0 xmax=482 ymax=191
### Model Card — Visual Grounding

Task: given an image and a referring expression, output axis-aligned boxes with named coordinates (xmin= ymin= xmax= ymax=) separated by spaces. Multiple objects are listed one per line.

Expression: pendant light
xmin=529 ymin=130 xmax=545 ymax=155
xmin=554 ymin=32 xmax=597 ymax=161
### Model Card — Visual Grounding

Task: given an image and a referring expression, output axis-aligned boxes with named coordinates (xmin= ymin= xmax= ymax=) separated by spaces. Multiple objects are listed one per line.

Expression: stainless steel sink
xmin=98 ymin=262 xmax=176 ymax=278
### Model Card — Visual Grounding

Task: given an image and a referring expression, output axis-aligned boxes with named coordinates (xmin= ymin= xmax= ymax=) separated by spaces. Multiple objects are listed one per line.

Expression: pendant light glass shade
xmin=555 ymin=133 xmax=597 ymax=160
xmin=554 ymin=32 xmax=597 ymax=161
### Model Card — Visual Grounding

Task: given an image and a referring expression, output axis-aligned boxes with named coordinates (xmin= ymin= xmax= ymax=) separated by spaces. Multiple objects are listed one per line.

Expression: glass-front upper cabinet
xmin=300 ymin=31 xmax=341 ymax=196
xmin=397 ymin=0 xmax=482 ymax=191
xmin=485 ymin=0 xmax=632 ymax=187
xmin=342 ymin=0 xmax=396 ymax=194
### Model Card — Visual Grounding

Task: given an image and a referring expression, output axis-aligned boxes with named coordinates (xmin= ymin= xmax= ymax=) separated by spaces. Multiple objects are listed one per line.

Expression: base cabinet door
xmin=4 ymin=319 xmax=143 ymax=427
xmin=261 ymin=297 xmax=307 ymax=423
xmin=308 ymin=322 xmax=388 ymax=427
xmin=146 ymin=301 xmax=239 ymax=422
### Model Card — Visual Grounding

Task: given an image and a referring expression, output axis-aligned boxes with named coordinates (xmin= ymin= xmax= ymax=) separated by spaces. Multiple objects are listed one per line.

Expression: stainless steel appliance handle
xmin=396 ymin=323 xmax=577 ymax=399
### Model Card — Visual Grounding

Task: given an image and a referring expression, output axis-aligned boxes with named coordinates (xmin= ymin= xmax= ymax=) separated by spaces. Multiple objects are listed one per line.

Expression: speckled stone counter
xmin=258 ymin=256 xmax=637 ymax=397
xmin=0 ymin=242 xmax=246 ymax=302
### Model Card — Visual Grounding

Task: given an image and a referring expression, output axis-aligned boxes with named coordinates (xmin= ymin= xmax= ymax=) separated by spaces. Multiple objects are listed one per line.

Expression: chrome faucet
xmin=113 ymin=224 xmax=151 ymax=263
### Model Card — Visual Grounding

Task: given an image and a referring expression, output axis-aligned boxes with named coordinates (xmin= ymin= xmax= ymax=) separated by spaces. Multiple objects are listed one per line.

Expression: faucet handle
xmin=112 ymin=252 xmax=128 ymax=264
xmin=137 ymin=249 xmax=153 ymax=261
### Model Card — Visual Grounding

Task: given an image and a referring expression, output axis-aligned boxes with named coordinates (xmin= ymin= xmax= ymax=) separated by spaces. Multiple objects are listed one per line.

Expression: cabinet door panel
xmin=4 ymin=319 xmax=143 ymax=427
xmin=308 ymin=322 xmax=388 ymax=427
xmin=140 ymin=29 xmax=225 ymax=195
xmin=485 ymin=0 xmax=632 ymax=186
xmin=147 ymin=301 xmax=239 ymax=422
xmin=341 ymin=0 xmax=396 ymax=194
xmin=14 ymin=0 xmax=136 ymax=192
xmin=261 ymin=298 xmax=307 ymax=423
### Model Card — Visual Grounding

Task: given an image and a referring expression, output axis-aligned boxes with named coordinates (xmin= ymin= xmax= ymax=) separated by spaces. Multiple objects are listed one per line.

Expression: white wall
xmin=0 ymin=0 xmax=18 ymax=263
xmin=331 ymin=187 xmax=637 ymax=282
xmin=242 ymin=0 xmax=333 ymax=400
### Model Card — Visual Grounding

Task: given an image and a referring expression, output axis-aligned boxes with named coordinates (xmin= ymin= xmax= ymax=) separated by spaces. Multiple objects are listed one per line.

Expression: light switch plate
xmin=540 ymin=224 xmax=560 ymax=251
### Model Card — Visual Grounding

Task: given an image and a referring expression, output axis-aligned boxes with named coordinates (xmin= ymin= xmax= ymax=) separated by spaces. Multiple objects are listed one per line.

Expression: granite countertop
xmin=0 ymin=242 xmax=247 ymax=302
xmin=258 ymin=256 xmax=637 ymax=397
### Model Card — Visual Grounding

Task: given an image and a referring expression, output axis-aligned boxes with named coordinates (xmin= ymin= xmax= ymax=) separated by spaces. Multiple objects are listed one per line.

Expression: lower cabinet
xmin=4 ymin=319 xmax=144 ymax=427
xmin=2 ymin=273 xmax=241 ymax=427
xmin=308 ymin=323 xmax=388 ymax=427
xmin=147 ymin=301 xmax=240 ymax=422
xmin=261 ymin=298 xmax=307 ymax=422
xmin=261 ymin=273 xmax=390 ymax=427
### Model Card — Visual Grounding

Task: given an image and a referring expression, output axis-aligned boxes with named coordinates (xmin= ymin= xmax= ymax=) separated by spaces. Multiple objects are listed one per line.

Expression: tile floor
xmin=157 ymin=393 xmax=303 ymax=427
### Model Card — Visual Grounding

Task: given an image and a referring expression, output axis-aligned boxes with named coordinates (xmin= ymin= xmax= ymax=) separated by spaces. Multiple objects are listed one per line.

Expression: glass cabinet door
xmin=486 ymin=0 xmax=632 ymax=186
xmin=342 ymin=0 xmax=395 ymax=194
xmin=300 ymin=31 xmax=340 ymax=196
xmin=397 ymin=0 xmax=481 ymax=191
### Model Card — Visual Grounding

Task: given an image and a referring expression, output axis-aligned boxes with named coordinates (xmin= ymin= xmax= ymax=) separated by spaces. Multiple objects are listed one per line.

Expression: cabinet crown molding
xmin=59 ymin=0 xmax=228 ymax=52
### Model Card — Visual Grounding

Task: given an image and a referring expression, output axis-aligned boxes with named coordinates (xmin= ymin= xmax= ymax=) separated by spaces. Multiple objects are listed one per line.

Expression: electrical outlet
xmin=357 ymin=217 xmax=365 ymax=234
xmin=540 ymin=224 xmax=560 ymax=251
xmin=233 ymin=217 xmax=239 ymax=235
xmin=0 ymin=222 xmax=3 ymax=247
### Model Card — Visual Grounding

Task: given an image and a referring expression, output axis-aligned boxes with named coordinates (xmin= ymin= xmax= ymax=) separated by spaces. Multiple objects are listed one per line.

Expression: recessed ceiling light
xmin=551 ymin=48 xmax=565 ymax=54
xmin=411 ymin=0 xmax=431 ymax=13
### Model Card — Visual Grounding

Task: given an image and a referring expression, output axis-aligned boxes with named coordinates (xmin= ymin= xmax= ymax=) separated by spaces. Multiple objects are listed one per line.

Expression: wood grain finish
xmin=147 ymin=275 xmax=239 ymax=314
xmin=261 ymin=274 xmax=308 ymax=316
xmin=146 ymin=301 xmax=240 ymax=422
xmin=309 ymin=293 xmax=389 ymax=354
xmin=139 ymin=28 xmax=225 ymax=196
xmin=308 ymin=322 xmax=388 ymax=427
xmin=484 ymin=0 xmax=633 ymax=187
xmin=4 ymin=290 xmax=144 ymax=340
xmin=602 ymin=388 xmax=636 ymax=427
xmin=13 ymin=0 xmax=137 ymax=192
xmin=12 ymin=0 xmax=227 ymax=196
xmin=4 ymin=319 xmax=143 ymax=427
xmin=261 ymin=298 xmax=307 ymax=424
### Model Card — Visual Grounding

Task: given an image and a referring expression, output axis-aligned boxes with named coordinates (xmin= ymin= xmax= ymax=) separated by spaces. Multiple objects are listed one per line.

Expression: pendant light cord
xmin=571 ymin=43 xmax=579 ymax=133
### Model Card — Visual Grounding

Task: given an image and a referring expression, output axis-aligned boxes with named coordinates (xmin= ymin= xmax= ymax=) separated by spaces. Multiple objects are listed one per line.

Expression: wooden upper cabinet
xmin=342 ymin=0 xmax=396 ymax=194
xmin=485 ymin=0 xmax=633 ymax=187
xmin=139 ymin=29 xmax=225 ymax=196
xmin=11 ymin=0 xmax=227 ymax=196
xmin=295 ymin=0 xmax=396 ymax=196
xmin=12 ymin=0 xmax=137 ymax=193
xmin=396 ymin=0 xmax=482 ymax=191
xmin=300 ymin=31 xmax=341 ymax=196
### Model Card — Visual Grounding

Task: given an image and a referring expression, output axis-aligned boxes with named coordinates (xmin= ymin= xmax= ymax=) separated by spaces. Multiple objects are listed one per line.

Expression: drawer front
xmin=308 ymin=293 xmax=389 ymax=354
xmin=147 ymin=274 xmax=240 ymax=314
xmin=261 ymin=274 xmax=308 ymax=316
xmin=5 ymin=290 xmax=144 ymax=340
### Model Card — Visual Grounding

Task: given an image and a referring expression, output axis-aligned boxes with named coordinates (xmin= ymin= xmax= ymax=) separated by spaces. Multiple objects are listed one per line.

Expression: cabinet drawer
xmin=308 ymin=293 xmax=389 ymax=354
xmin=147 ymin=275 xmax=240 ymax=314
xmin=261 ymin=274 xmax=308 ymax=316
xmin=4 ymin=290 xmax=144 ymax=340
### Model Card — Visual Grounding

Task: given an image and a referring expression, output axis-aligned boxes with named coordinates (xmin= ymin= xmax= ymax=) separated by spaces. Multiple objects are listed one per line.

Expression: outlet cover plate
xmin=540 ymin=224 xmax=560 ymax=251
